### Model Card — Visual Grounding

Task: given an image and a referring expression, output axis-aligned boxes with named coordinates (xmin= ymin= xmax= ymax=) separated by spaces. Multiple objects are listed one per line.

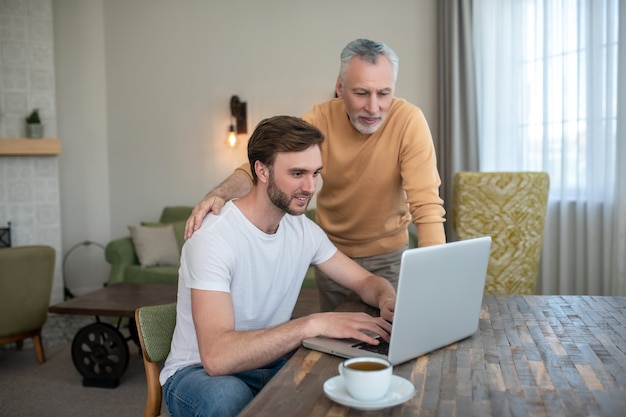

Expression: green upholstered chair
xmin=0 ymin=245 xmax=55 ymax=363
xmin=451 ymin=172 xmax=549 ymax=295
xmin=135 ymin=302 xmax=177 ymax=417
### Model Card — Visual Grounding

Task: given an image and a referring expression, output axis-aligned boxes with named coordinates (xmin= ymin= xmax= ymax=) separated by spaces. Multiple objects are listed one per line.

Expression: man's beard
xmin=267 ymin=171 xmax=310 ymax=216
xmin=350 ymin=114 xmax=383 ymax=135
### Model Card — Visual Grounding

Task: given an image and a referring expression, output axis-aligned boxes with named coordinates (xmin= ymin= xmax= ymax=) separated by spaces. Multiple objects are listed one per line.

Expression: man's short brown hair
xmin=247 ymin=115 xmax=324 ymax=184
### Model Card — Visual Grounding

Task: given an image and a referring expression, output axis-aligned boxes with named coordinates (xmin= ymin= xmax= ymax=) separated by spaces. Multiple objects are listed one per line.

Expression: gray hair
xmin=339 ymin=39 xmax=399 ymax=84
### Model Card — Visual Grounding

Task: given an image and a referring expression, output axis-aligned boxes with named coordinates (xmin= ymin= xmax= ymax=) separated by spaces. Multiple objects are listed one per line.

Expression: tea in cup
xmin=338 ymin=356 xmax=392 ymax=401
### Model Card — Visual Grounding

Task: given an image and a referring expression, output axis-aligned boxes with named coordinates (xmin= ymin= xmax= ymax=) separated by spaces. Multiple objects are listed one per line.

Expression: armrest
xmin=105 ymin=237 xmax=138 ymax=285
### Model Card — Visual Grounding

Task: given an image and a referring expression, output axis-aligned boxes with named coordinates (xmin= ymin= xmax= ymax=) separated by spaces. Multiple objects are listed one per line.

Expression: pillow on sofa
xmin=141 ymin=220 xmax=186 ymax=250
xmin=128 ymin=224 xmax=180 ymax=267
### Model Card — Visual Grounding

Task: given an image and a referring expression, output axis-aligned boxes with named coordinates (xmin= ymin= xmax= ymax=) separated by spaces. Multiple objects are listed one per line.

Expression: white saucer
xmin=323 ymin=375 xmax=415 ymax=411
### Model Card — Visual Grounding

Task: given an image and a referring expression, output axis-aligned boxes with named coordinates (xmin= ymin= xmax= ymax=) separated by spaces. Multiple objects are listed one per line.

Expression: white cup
xmin=338 ymin=356 xmax=393 ymax=401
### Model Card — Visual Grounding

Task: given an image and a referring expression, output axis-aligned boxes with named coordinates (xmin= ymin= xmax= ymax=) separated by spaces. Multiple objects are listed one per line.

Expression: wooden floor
xmin=292 ymin=288 xmax=320 ymax=318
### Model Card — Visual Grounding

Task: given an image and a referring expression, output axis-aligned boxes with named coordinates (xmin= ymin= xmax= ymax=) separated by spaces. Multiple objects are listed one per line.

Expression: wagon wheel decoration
xmin=71 ymin=322 xmax=129 ymax=383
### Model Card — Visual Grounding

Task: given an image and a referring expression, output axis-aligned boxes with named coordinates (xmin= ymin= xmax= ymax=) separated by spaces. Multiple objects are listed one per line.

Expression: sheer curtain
xmin=473 ymin=0 xmax=625 ymax=295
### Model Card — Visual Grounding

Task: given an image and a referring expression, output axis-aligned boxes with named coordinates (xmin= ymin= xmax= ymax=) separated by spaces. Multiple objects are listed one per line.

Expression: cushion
xmin=141 ymin=220 xmax=186 ymax=250
xmin=128 ymin=224 xmax=180 ymax=267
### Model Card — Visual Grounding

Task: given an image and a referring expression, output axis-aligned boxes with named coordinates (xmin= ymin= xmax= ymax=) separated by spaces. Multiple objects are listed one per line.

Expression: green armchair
xmin=0 ymin=245 xmax=55 ymax=363
xmin=105 ymin=206 xmax=193 ymax=286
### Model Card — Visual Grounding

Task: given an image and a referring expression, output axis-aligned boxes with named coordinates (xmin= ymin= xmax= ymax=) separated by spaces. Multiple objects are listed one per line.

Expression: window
xmin=475 ymin=0 xmax=618 ymax=200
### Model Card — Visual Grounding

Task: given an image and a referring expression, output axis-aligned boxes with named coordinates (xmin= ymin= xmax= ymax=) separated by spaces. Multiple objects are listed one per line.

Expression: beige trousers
xmin=314 ymin=246 xmax=406 ymax=312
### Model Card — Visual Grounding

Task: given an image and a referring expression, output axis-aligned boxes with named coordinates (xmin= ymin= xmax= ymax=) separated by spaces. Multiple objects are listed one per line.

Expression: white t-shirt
xmin=160 ymin=201 xmax=336 ymax=384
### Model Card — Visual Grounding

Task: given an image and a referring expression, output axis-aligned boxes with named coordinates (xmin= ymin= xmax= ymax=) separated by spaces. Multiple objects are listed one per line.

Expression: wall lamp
xmin=227 ymin=95 xmax=247 ymax=148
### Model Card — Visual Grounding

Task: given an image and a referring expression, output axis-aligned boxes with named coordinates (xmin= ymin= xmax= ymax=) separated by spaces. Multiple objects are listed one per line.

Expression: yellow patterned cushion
xmin=451 ymin=172 xmax=549 ymax=294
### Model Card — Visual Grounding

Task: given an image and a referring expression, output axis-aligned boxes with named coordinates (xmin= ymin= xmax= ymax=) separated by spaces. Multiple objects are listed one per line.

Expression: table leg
xmin=128 ymin=316 xmax=140 ymax=347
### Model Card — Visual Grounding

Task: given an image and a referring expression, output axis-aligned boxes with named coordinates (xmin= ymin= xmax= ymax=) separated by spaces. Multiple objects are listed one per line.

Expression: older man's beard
xmin=267 ymin=172 xmax=311 ymax=216
xmin=349 ymin=114 xmax=384 ymax=135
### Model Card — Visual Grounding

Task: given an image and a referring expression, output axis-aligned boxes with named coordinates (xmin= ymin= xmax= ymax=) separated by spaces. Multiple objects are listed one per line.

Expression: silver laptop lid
xmin=387 ymin=236 xmax=491 ymax=364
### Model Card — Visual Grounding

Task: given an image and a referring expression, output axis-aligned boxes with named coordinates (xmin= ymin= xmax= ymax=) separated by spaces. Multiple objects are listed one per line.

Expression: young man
xmin=161 ymin=116 xmax=396 ymax=417
xmin=184 ymin=39 xmax=446 ymax=312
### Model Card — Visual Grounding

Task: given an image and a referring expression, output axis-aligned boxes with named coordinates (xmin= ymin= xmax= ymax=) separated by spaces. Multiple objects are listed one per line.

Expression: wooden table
xmin=238 ymin=295 xmax=626 ymax=417
xmin=48 ymin=283 xmax=177 ymax=388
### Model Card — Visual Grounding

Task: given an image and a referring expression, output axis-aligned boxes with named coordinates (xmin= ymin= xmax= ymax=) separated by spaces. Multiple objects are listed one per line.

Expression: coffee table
xmin=48 ymin=282 xmax=177 ymax=388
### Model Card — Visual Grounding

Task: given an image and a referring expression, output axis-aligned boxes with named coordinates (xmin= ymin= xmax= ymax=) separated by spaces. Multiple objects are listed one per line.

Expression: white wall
xmin=54 ymin=0 xmax=110 ymax=294
xmin=53 ymin=0 xmax=438 ymax=292
xmin=0 ymin=0 xmax=64 ymax=303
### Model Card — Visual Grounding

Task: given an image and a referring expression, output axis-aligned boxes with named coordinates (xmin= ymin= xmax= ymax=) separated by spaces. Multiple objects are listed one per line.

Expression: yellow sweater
xmin=236 ymin=98 xmax=446 ymax=257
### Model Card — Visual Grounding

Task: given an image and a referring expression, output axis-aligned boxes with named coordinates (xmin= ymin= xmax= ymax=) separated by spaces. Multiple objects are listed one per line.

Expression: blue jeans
xmin=163 ymin=357 xmax=287 ymax=417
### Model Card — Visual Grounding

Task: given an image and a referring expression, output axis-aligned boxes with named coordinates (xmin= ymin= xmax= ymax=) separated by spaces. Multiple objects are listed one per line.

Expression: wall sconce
xmin=227 ymin=95 xmax=247 ymax=148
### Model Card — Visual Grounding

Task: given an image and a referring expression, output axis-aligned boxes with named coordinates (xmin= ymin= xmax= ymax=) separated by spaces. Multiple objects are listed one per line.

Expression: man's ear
xmin=335 ymin=77 xmax=343 ymax=98
xmin=254 ymin=161 xmax=269 ymax=183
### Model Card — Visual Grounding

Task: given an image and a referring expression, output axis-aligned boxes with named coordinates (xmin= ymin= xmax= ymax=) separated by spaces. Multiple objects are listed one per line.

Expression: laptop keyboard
xmin=352 ymin=339 xmax=390 ymax=356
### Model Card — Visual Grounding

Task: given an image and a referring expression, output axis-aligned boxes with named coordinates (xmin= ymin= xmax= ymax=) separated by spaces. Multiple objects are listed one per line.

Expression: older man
xmin=185 ymin=39 xmax=445 ymax=312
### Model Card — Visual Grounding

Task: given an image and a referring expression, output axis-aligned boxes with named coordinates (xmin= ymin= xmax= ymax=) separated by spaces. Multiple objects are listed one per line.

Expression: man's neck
xmin=233 ymin=188 xmax=283 ymax=234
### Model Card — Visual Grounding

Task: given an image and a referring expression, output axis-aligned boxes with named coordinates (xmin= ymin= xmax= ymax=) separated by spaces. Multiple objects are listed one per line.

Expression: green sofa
xmin=105 ymin=206 xmax=193 ymax=286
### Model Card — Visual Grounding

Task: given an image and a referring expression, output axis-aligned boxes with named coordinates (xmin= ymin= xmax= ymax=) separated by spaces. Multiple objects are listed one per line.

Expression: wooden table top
xmin=48 ymin=282 xmax=177 ymax=317
xmin=238 ymin=295 xmax=626 ymax=417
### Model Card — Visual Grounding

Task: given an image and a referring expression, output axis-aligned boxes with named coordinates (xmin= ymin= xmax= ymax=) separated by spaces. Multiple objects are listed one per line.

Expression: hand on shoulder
xmin=184 ymin=195 xmax=226 ymax=239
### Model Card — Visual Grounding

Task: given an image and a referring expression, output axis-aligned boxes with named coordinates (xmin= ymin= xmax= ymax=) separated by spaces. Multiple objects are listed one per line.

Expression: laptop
xmin=302 ymin=236 xmax=492 ymax=365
